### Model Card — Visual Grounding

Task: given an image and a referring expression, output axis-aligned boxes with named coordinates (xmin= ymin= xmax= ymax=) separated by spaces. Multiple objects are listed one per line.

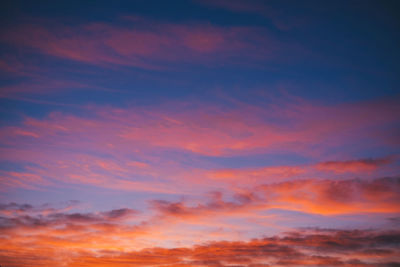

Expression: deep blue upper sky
xmin=1 ymin=0 xmax=399 ymax=109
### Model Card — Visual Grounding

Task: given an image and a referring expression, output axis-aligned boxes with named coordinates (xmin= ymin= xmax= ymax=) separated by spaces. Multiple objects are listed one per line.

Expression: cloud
xmin=0 ymin=19 xmax=280 ymax=72
xmin=0 ymin=97 xmax=399 ymax=194
xmin=0 ymin=200 xmax=80 ymax=217
xmin=0 ymin=170 xmax=51 ymax=190
xmin=0 ymin=202 xmax=145 ymax=259
xmin=315 ymin=156 xmax=396 ymax=173
xmin=255 ymin=176 xmax=400 ymax=215
xmin=209 ymin=165 xmax=305 ymax=181
xmin=150 ymin=191 xmax=257 ymax=221
xmin=0 ymin=202 xmax=33 ymax=212
xmin=1 ymin=223 xmax=398 ymax=266
xmin=207 ymin=156 xmax=397 ymax=186
xmin=46 ymin=208 xmax=137 ymax=224
xmin=0 ymin=173 xmax=399 ymax=266
xmin=1 ymin=97 xmax=399 ymax=155
xmin=151 ymin=176 xmax=400 ymax=225
xmin=0 ymin=203 xmax=137 ymax=230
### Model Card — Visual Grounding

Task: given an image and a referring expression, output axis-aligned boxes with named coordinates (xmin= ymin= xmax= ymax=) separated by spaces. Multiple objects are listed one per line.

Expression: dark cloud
xmin=150 ymin=190 xmax=256 ymax=219
xmin=0 ymin=204 xmax=138 ymax=231
xmin=0 ymin=202 xmax=33 ymax=211
xmin=0 ymin=203 xmax=399 ymax=266
xmin=101 ymin=208 xmax=137 ymax=219
xmin=59 ymin=229 xmax=400 ymax=266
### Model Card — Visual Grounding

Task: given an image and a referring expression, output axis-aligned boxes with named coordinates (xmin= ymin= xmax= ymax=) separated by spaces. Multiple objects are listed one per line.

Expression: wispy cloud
xmin=315 ymin=156 xmax=396 ymax=174
xmin=0 ymin=19 xmax=281 ymax=72
xmin=0 ymin=97 xmax=398 ymax=193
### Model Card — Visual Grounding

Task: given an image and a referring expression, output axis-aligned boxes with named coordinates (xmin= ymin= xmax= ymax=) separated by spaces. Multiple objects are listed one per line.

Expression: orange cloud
xmin=256 ymin=177 xmax=400 ymax=215
xmin=206 ymin=156 xmax=397 ymax=186
xmin=150 ymin=176 xmax=400 ymax=222
xmin=1 ymin=222 xmax=398 ymax=266
xmin=1 ymin=173 xmax=399 ymax=266
xmin=315 ymin=156 xmax=395 ymax=173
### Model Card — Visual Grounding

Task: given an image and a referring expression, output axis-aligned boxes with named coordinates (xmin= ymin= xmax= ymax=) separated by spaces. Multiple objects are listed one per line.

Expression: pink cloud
xmin=0 ymin=97 xmax=399 ymax=193
xmin=209 ymin=166 xmax=305 ymax=183
xmin=315 ymin=156 xmax=395 ymax=174
xmin=207 ymin=156 xmax=398 ymax=186
xmin=2 ymin=96 xmax=398 ymax=157
xmin=0 ymin=20 xmax=279 ymax=71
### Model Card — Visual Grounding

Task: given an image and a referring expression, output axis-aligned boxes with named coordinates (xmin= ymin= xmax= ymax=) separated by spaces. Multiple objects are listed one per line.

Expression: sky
xmin=0 ymin=0 xmax=400 ymax=266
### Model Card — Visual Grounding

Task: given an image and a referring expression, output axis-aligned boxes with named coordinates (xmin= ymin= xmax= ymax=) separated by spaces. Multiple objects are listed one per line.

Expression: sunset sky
xmin=1 ymin=0 xmax=400 ymax=266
